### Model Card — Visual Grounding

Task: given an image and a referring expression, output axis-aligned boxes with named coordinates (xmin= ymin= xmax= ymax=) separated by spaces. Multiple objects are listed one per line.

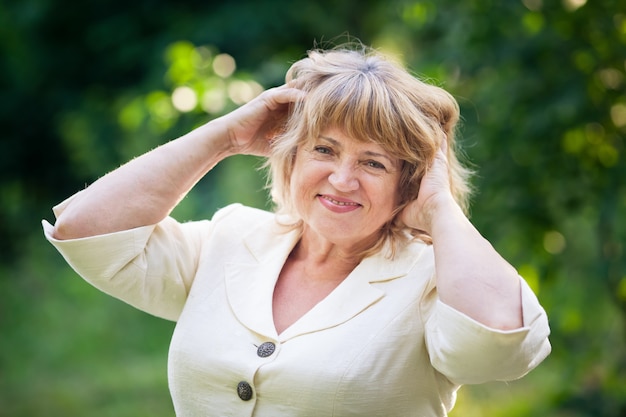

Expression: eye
xmin=366 ymin=160 xmax=387 ymax=170
xmin=313 ymin=145 xmax=332 ymax=155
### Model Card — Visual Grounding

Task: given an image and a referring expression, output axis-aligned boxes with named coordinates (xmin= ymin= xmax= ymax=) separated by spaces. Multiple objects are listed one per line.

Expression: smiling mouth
xmin=318 ymin=195 xmax=361 ymax=207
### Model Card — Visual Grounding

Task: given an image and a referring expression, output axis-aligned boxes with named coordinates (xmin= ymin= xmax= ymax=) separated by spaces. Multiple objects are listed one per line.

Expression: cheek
xmin=379 ymin=178 xmax=402 ymax=213
xmin=289 ymin=160 xmax=319 ymax=204
xmin=294 ymin=158 xmax=328 ymax=186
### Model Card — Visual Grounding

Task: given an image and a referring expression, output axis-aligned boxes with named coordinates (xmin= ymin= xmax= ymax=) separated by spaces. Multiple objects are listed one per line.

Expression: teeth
xmin=323 ymin=196 xmax=358 ymax=206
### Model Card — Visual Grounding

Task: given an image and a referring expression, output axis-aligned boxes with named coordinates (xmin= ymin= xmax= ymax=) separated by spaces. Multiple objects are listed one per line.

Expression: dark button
xmin=237 ymin=381 xmax=253 ymax=401
xmin=257 ymin=342 xmax=276 ymax=358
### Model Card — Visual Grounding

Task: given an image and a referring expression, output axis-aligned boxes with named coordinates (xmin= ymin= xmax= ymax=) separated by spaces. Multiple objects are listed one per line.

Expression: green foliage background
xmin=1 ymin=0 xmax=625 ymax=415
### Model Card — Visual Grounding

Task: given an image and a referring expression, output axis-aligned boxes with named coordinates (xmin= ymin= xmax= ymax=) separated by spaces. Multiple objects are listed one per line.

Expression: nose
xmin=328 ymin=161 xmax=359 ymax=192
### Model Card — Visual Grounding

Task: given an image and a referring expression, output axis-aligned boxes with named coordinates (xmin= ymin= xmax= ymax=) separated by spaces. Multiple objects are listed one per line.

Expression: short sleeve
xmin=424 ymin=277 xmax=551 ymax=385
xmin=41 ymin=193 xmax=239 ymax=321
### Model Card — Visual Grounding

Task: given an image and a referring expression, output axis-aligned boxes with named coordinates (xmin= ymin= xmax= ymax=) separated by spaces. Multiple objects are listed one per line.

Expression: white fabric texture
xmin=42 ymin=200 xmax=551 ymax=417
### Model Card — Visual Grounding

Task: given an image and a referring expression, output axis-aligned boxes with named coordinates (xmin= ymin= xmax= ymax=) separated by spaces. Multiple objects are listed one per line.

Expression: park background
xmin=1 ymin=0 xmax=625 ymax=415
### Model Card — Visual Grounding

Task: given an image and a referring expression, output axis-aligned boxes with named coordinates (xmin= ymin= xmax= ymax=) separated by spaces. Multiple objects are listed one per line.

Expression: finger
xmin=440 ymin=134 xmax=448 ymax=154
xmin=434 ymin=134 xmax=449 ymax=163
xmin=286 ymin=78 xmax=307 ymax=90
xmin=265 ymin=85 xmax=306 ymax=108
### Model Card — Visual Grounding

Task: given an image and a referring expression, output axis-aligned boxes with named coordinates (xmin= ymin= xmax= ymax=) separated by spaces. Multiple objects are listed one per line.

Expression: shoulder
xmin=389 ymin=239 xmax=437 ymax=298
xmin=212 ymin=203 xmax=273 ymax=221
xmin=209 ymin=203 xmax=276 ymax=234
xmin=390 ymin=237 xmax=435 ymax=272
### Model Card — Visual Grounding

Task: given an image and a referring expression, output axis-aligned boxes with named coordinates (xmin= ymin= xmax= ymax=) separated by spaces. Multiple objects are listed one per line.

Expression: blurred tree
xmin=0 ymin=0 xmax=385 ymax=260
xmin=388 ymin=0 xmax=626 ymax=415
xmin=1 ymin=0 xmax=625 ymax=416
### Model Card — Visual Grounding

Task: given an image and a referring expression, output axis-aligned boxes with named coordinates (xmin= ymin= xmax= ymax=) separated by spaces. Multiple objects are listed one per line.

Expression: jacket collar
xmin=224 ymin=216 xmax=426 ymax=341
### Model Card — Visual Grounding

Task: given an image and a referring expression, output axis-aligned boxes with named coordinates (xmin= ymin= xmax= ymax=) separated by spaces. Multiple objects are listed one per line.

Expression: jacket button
xmin=237 ymin=381 xmax=253 ymax=401
xmin=257 ymin=342 xmax=276 ymax=357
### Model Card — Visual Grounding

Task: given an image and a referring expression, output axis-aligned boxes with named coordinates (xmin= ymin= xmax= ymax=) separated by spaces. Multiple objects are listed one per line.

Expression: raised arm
xmin=401 ymin=140 xmax=523 ymax=331
xmin=52 ymin=85 xmax=303 ymax=240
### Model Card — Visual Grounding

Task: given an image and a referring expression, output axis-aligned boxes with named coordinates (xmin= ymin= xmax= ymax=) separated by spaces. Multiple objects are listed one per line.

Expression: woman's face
xmin=290 ymin=127 xmax=402 ymax=250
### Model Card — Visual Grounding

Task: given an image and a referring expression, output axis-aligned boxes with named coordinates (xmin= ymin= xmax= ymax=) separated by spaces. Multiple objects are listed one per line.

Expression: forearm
xmin=53 ymin=119 xmax=233 ymax=240
xmin=430 ymin=200 xmax=523 ymax=330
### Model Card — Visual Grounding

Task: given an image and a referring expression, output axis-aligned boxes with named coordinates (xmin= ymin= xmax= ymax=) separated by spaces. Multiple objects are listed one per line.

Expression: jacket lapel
xmin=224 ymin=221 xmax=299 ymax=339
xmin=224 ymin=217 xmax=427 ymax=341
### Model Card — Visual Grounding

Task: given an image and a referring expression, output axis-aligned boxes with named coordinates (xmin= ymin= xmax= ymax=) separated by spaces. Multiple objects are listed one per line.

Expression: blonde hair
xmin=267 ymin=45 xmax=472 ymax=255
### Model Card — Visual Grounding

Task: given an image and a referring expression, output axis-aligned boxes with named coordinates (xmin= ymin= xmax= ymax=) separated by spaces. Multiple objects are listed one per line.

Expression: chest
xmin=166 ymin=229 xmax=443 ymax=415
xmin=272 ymin=257 xmax=351 ymax=335
xmin=168 ymin=268 xmax=444 ymax=416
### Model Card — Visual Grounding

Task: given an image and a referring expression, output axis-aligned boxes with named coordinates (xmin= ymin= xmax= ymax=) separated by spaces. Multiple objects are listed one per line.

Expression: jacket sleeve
xmin=41 ymin=192 xmax=238 ymax=321
xmin=423 ymin=277 xmax=551 ymax=385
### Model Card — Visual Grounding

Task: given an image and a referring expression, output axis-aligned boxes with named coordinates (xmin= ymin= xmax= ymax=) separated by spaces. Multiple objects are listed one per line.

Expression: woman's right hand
xmin=220 ymin=84 xmax=305 ymax=156
xmin=51 ymin=84 xmax=303 ymax=240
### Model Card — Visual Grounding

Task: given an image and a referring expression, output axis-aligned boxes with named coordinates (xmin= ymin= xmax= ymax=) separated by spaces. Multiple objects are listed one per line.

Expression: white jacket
xmin=43 ymin=200 xmax=551 ymax=417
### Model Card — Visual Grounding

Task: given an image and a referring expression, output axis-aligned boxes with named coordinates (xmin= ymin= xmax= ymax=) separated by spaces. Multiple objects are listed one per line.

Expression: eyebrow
xmin=319 ymin=135 xmax=398 ymax=167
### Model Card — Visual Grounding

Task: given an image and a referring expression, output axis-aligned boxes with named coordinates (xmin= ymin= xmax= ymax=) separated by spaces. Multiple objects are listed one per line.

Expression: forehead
xmin=316 ymin=127 xmax=388 ymax=153
xmin=313 ymin=127 xmax=401 ymax=169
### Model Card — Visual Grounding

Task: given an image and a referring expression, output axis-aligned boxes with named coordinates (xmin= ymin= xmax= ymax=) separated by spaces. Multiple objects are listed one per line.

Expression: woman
xmin=43 ymin=45 xmax=550 ymax=416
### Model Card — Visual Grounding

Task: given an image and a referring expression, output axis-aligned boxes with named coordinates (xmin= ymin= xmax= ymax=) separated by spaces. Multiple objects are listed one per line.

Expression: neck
xmin=294 ymin=225 xmax=377 ymax=272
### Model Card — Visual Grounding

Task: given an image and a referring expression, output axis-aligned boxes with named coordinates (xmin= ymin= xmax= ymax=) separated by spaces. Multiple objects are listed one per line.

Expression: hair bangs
xmin=266 ymin=45 xmax=473 ymax=255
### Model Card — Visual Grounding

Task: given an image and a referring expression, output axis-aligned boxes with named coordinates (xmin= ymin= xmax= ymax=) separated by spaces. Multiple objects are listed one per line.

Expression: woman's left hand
xmin=399 ymin=139 xmax=458 ymax=235
xmin=401 ymin=138 xmax=523 ymax=331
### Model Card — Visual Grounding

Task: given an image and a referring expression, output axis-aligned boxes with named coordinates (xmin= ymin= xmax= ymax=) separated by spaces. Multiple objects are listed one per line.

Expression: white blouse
xmin=42 ymin=200 xmax=551 ymax=417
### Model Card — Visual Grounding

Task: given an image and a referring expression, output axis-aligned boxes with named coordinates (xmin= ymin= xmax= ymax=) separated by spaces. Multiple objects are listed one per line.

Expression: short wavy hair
xmin=266 ymin=45 xmax=472 ymax=256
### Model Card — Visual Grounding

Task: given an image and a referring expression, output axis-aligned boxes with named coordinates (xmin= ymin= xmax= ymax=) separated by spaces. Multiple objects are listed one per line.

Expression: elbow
xmin=439 ymin=292 xmax=524 ymax=331
xmin=47 ymin=190 xmax=105 ymax=240
xmin=480 ymin=305 xmax=524 ymax=331
xmin=51 ymin=216 xmax=78 ymax=240
xmin=51 ymin=211 xmax=95 ymax=240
